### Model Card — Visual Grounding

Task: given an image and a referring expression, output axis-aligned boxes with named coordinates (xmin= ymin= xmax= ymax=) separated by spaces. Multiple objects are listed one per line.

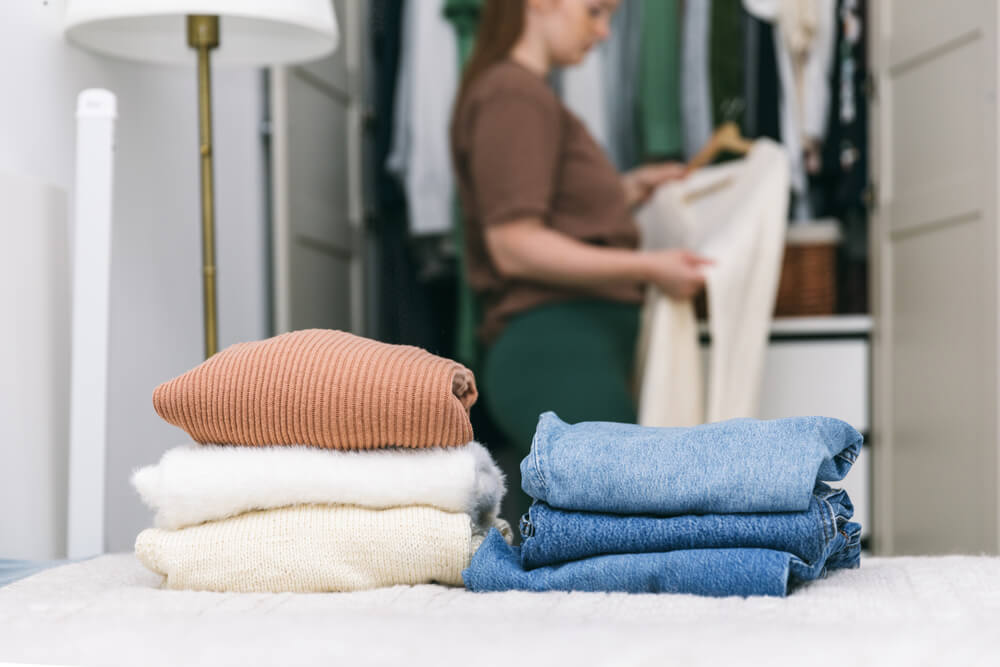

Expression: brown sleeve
xmin=468 ymin=91 xmax=562 ymax=226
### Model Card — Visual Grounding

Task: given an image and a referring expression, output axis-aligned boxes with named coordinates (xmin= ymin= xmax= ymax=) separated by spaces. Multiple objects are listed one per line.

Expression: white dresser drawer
xmin=758 ymin=339 xmax=869 ymax=432
xmin=700 ymin=332 xmax=871 ymax=537
xmin=765 ymin=340 xmax=871 ymax=539
xmin=761 ymin=339 xmax=870 ymax=537
xmin=697 ymin=338 xmax=869 ymax=430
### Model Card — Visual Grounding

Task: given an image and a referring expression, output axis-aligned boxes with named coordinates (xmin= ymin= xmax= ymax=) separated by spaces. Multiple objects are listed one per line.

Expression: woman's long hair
xmin=453 ymin=0 xmax=526 ymax=113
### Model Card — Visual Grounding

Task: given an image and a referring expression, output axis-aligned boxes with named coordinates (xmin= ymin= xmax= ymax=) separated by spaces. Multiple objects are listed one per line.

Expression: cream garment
xmin=635 ymin=140 xmax=789 ymax=426
xmin=132 ymin=442 xmax=505 ymax=532
xmin=742 ymin=0 xmax=835 ymax=220
xmin=135 ymin=505 xmax=512 ymax=593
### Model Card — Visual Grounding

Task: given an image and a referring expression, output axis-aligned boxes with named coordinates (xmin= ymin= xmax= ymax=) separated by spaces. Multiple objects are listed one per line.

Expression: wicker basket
xmin=773 ymin=220 xmax=841 ymax=317
xmin=695 ymin=219 xmax=841 ymax=318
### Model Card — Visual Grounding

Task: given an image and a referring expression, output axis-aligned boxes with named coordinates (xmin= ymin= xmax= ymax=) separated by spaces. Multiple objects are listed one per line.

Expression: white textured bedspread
xmin=1 ymin=554 xmax=999 ymax=666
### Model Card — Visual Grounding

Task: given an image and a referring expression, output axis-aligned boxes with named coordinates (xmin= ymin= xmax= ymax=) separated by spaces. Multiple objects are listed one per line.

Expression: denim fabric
xmin=521 ymin=412 xmax=862 ymax=514
xmin=464 ymin=527 xmax=858 ymax=597
xmin=520 ymin=483 xmax=860 ymax=569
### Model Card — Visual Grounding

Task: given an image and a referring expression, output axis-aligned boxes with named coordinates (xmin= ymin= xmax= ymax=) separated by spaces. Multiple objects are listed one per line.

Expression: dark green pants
xmin=483 ymin=299 xmax=640 ymax=524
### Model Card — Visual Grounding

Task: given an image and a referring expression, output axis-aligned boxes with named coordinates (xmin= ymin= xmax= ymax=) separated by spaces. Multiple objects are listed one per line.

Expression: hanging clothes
xmin=386 ymin=0 xmax=460 ymax=237
xmin=710 ymin=0 xmax=747 ymax=128
xmin=681 ymin=0 xmax=715 ymax=159
xmin=563 ymin=0 xmax=647 ymax=166
xmin=443 ymin=0 xmax=482 ymax=63
xmin=636 ymin=0 xmax=683 ymax=161
xmin=635 ymin=140 xmax=790 ymax=426
xmin=371 ymin=0 xmax=406 ymax=215
xmin=443 ymin=0 xmax=484 ymax=369
xmin=561 ymin=48 xmax=611 ymax=151
xmin=370 ymin=0 xmax=450 ymax=351
xmin=743 ymin=0 xmax=835 ymax=221
xmin=603 ymin=0 xmax=644 ymax=170
xmin=812 ymin=0 xmax=868 ymax=313
xmin=743 ymin=9 xmax=783 ymax=141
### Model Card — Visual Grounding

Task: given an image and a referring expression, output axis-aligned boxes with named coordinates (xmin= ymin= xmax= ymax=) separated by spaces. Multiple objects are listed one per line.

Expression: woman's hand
xmin=639 ymin=249 xmax=713 ymax=300
xmin=486 ymin=221 xmax=711 ymax=299
xmin=622 ymin=162 xmax=689 ymax=208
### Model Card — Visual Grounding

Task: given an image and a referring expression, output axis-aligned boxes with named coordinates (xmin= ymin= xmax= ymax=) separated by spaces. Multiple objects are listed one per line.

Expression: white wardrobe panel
xmin=0 ymin=171 xmax=69 ymax=559
xmin=891 ymin=219 xmax=993 ymax=553
xmin=271 ymin=0 xmax=365 ymax=336
xmin=872 ymin=0 xmax=1000 ymax=554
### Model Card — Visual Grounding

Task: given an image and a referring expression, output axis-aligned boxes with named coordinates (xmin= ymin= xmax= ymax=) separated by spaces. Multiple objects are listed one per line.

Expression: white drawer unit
xmin=702 ymin=316 xmax=873 ymax=540
xmin=758 ymin=339 xmax=868 ymax=431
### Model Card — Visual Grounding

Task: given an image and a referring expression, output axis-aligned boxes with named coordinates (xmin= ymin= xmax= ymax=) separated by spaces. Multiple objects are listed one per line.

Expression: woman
xmin=450 ymin=0 xmax=708 ymax=503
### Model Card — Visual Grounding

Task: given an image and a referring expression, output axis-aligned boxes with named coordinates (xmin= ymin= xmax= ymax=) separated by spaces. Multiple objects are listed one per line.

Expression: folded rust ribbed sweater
xmin=153 ymin=329 xmax=477 ymax=449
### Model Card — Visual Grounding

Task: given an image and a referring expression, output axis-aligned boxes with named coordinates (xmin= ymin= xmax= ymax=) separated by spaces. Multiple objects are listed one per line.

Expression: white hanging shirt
xmin=743 ymin=0 xmax=835 ymax=207
xmin=635 ymin=140 xmax=790 ymax=426
xmin=386 ymin=0 xmax=459 ymax=237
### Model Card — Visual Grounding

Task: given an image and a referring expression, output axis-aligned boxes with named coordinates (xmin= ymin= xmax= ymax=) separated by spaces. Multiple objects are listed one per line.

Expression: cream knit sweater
xmin=135 ymin=505 xmax=509 ymax=593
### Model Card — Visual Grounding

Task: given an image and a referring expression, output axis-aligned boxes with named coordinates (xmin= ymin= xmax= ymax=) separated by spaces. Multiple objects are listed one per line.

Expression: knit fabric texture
xmin=152 ymin=329 xmax=478 ymax=449
xmin=135 ymin=505 xmax=504 ymax=593
xmin=131 ymin=441 xmax=505 ymax=531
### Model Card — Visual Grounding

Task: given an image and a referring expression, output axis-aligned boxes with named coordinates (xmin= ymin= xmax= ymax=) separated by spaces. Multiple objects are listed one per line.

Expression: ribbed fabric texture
xmin=135 ymin=505 xmax=482 ymax=593
xmin=152 ymin=329 xmax=477 ymax=449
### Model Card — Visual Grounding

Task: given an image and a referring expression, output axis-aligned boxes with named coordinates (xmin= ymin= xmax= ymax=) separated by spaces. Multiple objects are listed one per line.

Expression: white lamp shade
xmin=64 ymin=0 xmax=339 ymax=66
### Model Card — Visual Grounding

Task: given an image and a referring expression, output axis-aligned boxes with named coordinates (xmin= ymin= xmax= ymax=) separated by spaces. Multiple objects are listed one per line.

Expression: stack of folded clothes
xmin=464 ymin=412 xmax=862 ymax=597
xmin=132 ymin=329 xmax=510 ymax=593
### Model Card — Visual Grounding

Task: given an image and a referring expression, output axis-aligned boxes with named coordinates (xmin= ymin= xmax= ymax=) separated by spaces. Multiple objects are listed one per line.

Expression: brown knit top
xmin=451 ymin=61 xmax=643 ymax=343
xmin=152 ymin=329 xmax=478 ymax=449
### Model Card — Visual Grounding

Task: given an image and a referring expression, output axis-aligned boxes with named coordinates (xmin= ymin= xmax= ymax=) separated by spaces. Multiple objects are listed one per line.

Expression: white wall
xmin=0 ymin=0 xmax=268 ymax=556
xmin=0 ymin=172 xmax=70 ymax=560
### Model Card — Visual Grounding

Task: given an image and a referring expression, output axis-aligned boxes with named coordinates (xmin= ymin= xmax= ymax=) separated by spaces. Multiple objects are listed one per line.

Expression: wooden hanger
xmin=685 ymin=122 xmax=754 ymax=173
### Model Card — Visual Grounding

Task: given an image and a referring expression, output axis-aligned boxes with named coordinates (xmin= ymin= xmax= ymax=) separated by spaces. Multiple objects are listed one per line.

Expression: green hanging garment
xmin=637 ymin=0 xmax=684 ymax=160
xmin=710 ymin=0 xmax=746 ymax=128
xmin=443 ymin=0 xmax=483 ymax=370
xmin=445 ymin=0 xmax=482 ymax=64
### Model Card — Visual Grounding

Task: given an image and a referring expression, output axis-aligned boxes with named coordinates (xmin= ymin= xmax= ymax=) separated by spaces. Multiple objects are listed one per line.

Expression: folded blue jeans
xmin=521 ymin=412 xmax=863 ymax=515
xmin=519 ymin=483 xmax=860 ymax=569
xmin=464 ymin=526 xmax=859 ymax=597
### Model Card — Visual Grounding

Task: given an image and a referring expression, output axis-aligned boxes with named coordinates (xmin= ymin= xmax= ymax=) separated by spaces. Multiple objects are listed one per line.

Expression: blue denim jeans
xmin=463 ymin=526 xmax=859 ymax=597
xmin=521 ymin=412 xmax=863 ymax=514
xmin=519 ymin=483 xmax=860 ymax=569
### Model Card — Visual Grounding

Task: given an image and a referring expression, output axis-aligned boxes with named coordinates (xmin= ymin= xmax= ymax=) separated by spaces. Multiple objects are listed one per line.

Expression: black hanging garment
xmin=811 ymin=0 xmax=868 ymax=313
xmin=743 ymin=8 xmax=782 ymax=142
xmin=369 ymin=0 xmax=456 ymax=354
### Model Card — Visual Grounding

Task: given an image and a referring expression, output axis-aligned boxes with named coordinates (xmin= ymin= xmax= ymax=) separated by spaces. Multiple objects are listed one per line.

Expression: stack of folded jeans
xmin=464 ymin=411 xmax=863 ymax=597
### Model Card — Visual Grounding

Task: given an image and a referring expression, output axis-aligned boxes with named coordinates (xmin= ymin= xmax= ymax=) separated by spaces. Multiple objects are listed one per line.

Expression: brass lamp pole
xmin=188 ymin=15 xmax=219 ymax=358
xmin=66 ymin=3 xmax=338 ymax=360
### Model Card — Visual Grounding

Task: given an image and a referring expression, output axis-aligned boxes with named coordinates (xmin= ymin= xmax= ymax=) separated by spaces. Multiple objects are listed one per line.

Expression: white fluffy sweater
xmin=135 ymin=504 xmax=510 ymax=593
xmin=131 ymin=441 xmax=505 ymax=531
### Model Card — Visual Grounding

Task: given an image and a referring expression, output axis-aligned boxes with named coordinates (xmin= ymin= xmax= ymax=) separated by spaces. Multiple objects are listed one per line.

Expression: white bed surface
xmin=1 ymin=553 xmax=999 ymax=667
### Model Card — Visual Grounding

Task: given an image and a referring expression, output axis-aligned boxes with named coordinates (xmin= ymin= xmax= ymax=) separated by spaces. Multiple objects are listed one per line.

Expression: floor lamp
xmin=64 ymin=1 xmax=339 ymax=358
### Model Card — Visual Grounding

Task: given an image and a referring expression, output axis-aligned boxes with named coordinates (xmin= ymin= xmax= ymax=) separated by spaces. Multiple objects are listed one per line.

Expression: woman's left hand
xmin=622 ymin=162 xmax=689 ymax=208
